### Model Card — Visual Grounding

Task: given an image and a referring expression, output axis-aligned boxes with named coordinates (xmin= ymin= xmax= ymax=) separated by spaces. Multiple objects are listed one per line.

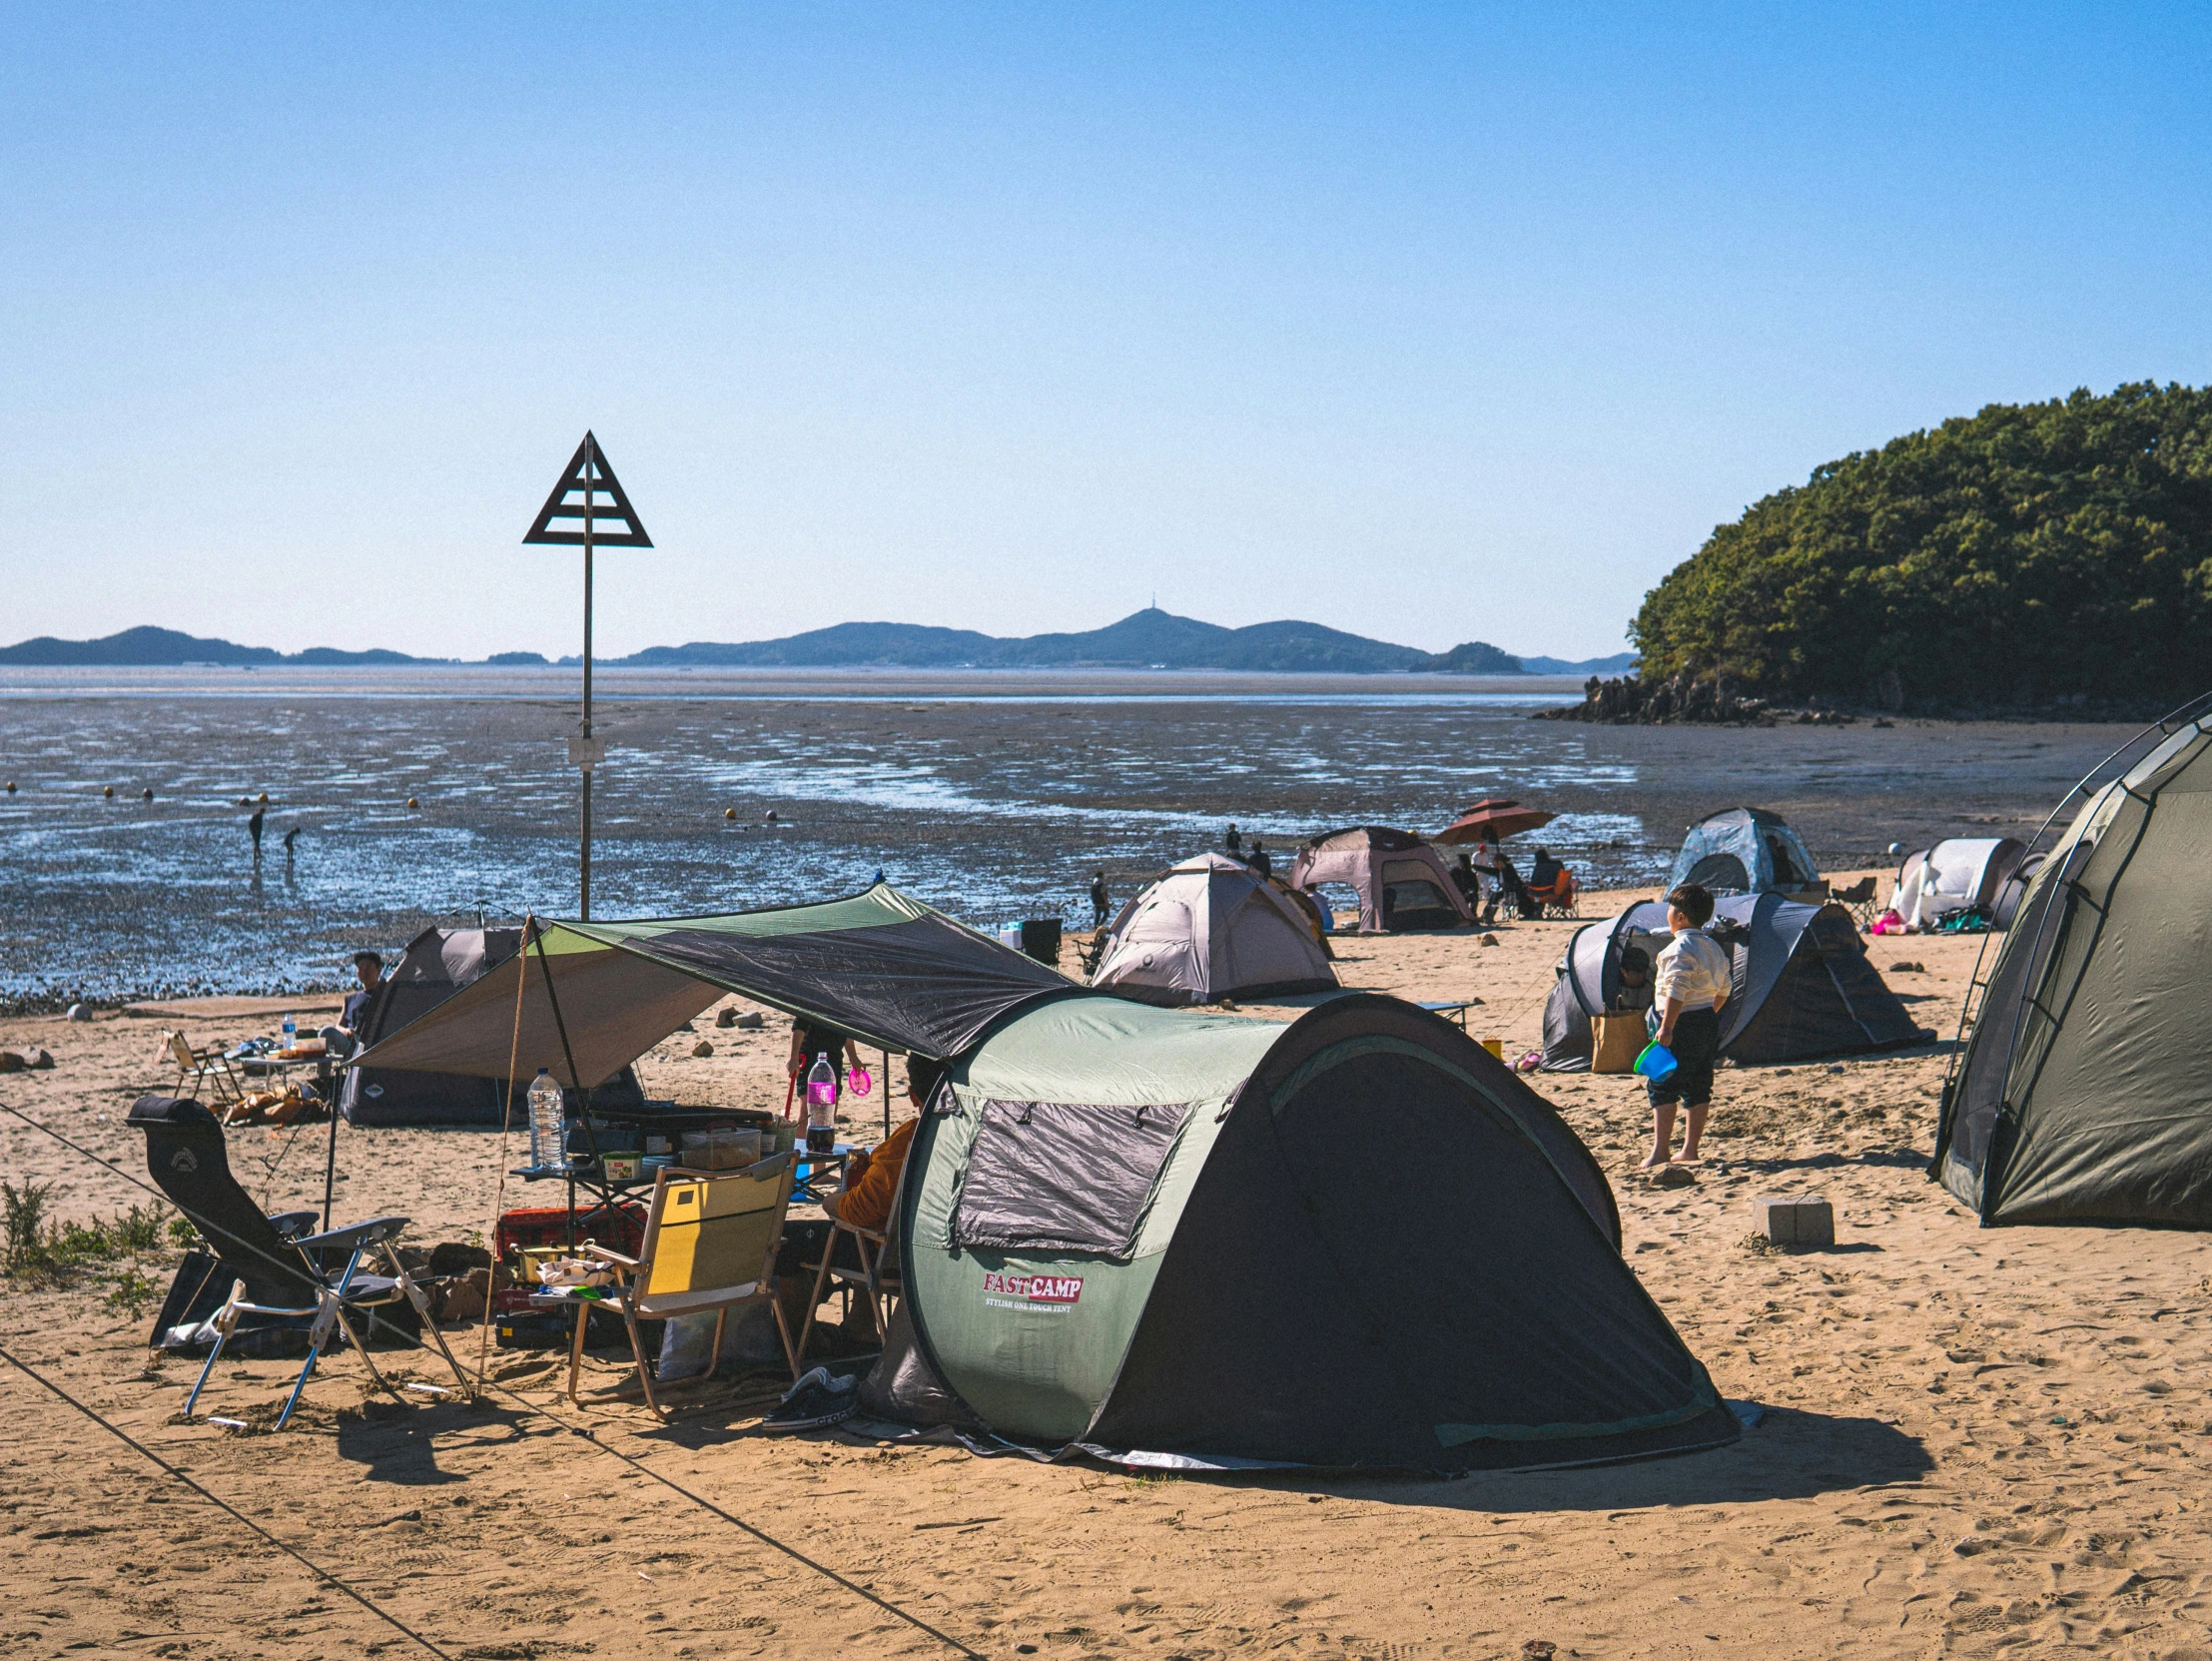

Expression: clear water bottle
xmin=527 ymin=1068 xmax=565 ymax=1171
xmin=805 ymin=1053 xmax=838 ymax=1153
xmin=282 ymin=1012 xmax=297 ymax=1050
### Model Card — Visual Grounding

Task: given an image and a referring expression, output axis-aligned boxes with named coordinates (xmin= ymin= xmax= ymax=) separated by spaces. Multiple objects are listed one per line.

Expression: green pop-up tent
xmin=873 ymin=992 xmax=1740 ymax=1471
xmin=351 ymin=883 xmax=1077 ymax=1087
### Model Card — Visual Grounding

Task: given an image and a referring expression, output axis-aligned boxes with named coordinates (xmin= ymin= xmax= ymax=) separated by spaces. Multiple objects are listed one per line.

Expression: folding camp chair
xmin=796 ymin=1150 xmax=910 ymax=1362
xmin=127 ymin=1095 xmax=470 ymax=1428
xmin=165 ymin=1032 xmax=245 ymax=1105
xmin=1525 ymin=869 xmax=1580 ymax=918
xmin=559 ymin=1156 xmax=798 ymax=1418
xmin=1833 ymin=876 xmax=1880 ymax=930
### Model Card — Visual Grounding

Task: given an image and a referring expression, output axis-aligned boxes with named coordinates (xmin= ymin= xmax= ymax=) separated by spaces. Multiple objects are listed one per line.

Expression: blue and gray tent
xmin=1667 ymin=807 xmax=1822 ymax=896
xmin=1542 ymin=894 xmax=1927 ymax=1071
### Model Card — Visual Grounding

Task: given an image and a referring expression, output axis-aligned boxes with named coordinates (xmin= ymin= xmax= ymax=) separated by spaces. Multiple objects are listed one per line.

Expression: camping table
xmin=1416 ymin=1000 xmax=1475 ymax=1030
xmin=237 ymin=1051 xmax=336 ymax=1090
xmin=505 ymin=1145 xmax=856 ymax=1247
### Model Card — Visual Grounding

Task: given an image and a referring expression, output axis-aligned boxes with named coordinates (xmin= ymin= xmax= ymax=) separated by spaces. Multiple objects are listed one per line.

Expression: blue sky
xmin=4 ymin=4 xmax=2208 ymax=660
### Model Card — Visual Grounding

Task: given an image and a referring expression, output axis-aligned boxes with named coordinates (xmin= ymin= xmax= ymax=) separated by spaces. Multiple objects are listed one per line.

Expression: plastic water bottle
xmin=527 ymin=1068 xmax=565 ymax=1170
xmin=806 ymin=1053 xmax=838 ymax=1154
xmin=282 ymin=1012 xmax=297 ymax=1051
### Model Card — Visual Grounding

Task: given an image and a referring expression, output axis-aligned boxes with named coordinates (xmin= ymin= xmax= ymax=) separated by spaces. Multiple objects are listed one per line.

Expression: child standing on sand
xmin=1642 ymin=882 xmax=1731 ymax=1168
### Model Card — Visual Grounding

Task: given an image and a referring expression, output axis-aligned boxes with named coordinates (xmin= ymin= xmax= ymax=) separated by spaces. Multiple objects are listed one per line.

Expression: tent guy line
xmin=0 ymin=1340 xmax=458 ymax=1661
xmin=0 ymin=1098 xmax=990 ymax=1661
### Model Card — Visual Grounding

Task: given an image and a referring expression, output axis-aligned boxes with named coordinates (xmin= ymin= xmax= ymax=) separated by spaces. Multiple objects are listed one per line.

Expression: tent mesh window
xmin=951 ymin=1099 xmax=1188 ymax=1256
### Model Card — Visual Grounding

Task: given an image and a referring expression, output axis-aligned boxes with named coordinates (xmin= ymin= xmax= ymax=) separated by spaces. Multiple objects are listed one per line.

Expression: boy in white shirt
xmin=1642 ymin=883 xmax=1732 ymax=1168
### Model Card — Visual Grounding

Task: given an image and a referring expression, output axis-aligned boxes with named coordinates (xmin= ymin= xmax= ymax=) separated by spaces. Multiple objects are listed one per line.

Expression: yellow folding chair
xmin=564 ymin=1156 xmax=798 ymax=1418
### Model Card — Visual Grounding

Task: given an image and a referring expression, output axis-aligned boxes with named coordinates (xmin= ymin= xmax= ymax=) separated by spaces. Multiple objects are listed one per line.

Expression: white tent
xmin=1091 ymin=853 xmax=1338 ymax=1007
xmin=1892 ymin=837 xmax=2028 ymax=931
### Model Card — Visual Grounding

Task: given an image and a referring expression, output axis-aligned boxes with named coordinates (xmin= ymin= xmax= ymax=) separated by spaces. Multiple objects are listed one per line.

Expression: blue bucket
xmin=1634 ymin=1042 xmax=1679 ymax=1082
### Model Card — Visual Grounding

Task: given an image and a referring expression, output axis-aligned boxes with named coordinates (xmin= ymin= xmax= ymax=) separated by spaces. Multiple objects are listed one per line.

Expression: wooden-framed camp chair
xmin=127 ymin=1095 xmax=470 ymax=1429
xmin=795 ymin=1151 xmax=911 ymax=1362
xmin=166 ymin=1032 xmax=245 ymax=1105
xmin=563 ymin=1156 xmax=798 ymax=1419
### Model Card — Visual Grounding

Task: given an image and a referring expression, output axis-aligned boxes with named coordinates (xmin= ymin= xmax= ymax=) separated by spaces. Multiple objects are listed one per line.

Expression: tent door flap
xmin=950 ymin=1099 xmax=1188 ymax=1256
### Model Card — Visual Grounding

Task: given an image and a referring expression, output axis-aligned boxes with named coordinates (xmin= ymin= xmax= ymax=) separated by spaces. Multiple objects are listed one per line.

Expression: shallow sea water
xmin=0 ymin=665 xmax=2131 ymax=1002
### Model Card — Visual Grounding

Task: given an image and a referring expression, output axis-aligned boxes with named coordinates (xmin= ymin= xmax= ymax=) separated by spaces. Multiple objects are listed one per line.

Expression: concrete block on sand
xmin=1754 ymin=1193 xmax=1835 ymax=1246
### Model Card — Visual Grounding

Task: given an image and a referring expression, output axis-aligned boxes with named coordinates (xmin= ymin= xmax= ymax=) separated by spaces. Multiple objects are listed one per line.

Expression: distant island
xmin=0 ymin=613 xmax=1638 ymax=677
xmin=1633 ymin=381 xmax=2212 ymax=708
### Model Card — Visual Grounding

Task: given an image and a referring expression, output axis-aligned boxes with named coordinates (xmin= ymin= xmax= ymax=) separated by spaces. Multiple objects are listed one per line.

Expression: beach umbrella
xmin=1436 ymin=799 xmax=1555 ymax=844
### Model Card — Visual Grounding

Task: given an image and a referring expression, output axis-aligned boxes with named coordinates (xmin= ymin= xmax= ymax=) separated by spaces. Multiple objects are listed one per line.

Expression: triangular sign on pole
xmin=523 ymin=431 xmax=653 ymax=546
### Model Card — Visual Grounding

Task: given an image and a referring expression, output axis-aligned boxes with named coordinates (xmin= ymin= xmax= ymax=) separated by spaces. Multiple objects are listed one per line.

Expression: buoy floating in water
xmin=405 ymin=796 xmax=419 ymax=809
xmin=4 ymin=781 xmax=15 ymax=793
xmin=723 ymin=806 xmax=736 ymax=820
xmin=257 ymin=792 xmax=269 ymax=804
xmin=102 ymin=784 xmax=114 ymax=797
xmin=141 ymin=788 xmax=154 ymax=801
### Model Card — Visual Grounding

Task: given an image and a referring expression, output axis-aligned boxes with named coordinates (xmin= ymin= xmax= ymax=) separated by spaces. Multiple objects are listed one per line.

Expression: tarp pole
xmin=530 ymin=923 xmax=607 ymax=1248
xmin=322 ymin=1073 xmax=340 ymax=1233
xmin=883 ymin=1047 xmax=892 ymax=1139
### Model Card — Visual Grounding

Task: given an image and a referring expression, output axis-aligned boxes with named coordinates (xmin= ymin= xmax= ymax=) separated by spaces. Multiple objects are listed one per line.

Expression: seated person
xmin=776 ymin=1057 xmax=947 ymax=1340
xmin=1613 ymin=944 xmax=1652 ymax=1009
xmin=320 ymin=950 xmax=385 ymax=1059
xmin=1448 ymin=851 xmax=1482 ymax=907
xmin=1472 ymin=837 xmax=1522 ymax=925
xmin=1527 ymin=847 xmax=1565 ymax=894
xmin=823 ymin=1055 xmax=944 ymax=1233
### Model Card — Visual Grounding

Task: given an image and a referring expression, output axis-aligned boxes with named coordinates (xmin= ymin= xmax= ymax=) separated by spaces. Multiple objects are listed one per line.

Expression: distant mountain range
xmin=0 ymin=616 xmax=1637 ymax=677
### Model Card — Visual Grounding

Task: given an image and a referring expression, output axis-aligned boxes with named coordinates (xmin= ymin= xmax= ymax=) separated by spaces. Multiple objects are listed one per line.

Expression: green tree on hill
xmin=1631 ymin=383 xmax=2212 ymax=705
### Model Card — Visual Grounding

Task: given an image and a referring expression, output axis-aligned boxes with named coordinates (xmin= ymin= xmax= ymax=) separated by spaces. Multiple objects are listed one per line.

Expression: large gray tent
xmin=1936 ymin=713 xmax=2212 ymax=1227
xmin=1090 ymin=853 xmax=1336 ymax=1007
xmin=1542 ymin=894 xmax=1927 ymax=1071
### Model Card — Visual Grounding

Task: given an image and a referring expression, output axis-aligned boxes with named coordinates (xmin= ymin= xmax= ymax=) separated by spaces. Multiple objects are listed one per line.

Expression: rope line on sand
xmin=0 ymin=1098 xmax=985 ymax=1659
xmin=0 ymin=1341 xmax=457 ymax=1661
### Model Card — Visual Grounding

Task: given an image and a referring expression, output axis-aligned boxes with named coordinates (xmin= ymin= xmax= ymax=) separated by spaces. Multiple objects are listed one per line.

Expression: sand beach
xmin=6 ymin=872 xmax=2211 ymax=1660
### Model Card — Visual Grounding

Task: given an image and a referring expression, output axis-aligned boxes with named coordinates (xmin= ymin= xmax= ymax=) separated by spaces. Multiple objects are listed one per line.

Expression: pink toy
xmin=847 ymin=1066 xmax=874 ymax=1098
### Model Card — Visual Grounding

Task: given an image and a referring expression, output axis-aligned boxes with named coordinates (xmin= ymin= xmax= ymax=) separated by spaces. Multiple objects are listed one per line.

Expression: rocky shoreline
xmin=1542 ymin=671 xmax=2179 ymax=728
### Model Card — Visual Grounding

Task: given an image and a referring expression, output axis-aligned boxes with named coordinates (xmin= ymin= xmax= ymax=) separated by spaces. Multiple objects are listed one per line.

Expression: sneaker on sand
xmin=764 ymin=1366 xmax=859 ymax=1431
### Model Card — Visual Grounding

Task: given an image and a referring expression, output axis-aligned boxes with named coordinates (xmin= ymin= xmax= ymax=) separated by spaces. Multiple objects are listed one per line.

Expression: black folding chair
xmin=128 ymin=1095 xmax=469 ymax=1428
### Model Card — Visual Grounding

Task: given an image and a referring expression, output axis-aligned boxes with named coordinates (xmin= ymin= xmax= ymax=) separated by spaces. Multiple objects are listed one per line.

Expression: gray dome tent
xmin=1541 ymin=893 xmax=1927 ymax=1072
xmin=1935 ymin=712 xmax=2212 ymax=1227
xmin=1667 ymin=807 xmax=1822 ymax=897
xmin=868 ymin=994 xmax=1739 ymax=1470
xmin=1090 ymin=853 xmax=1336 ymax=1007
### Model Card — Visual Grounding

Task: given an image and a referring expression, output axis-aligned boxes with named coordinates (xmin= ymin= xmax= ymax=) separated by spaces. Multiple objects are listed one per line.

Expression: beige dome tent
xmin=1091 ymin=853 xmax=1337 ymax=1007
xmin=1287 ymin=826 xmax=1473 ymax=932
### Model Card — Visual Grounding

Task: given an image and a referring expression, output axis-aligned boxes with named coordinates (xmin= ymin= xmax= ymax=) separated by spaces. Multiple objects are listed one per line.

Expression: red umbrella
xmin=1436 ymin=799 xmax=1556 ymax=844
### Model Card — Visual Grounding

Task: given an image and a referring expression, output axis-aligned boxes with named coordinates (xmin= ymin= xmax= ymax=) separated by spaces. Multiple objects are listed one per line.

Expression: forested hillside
xmin=1632 ymin=384 xmax=2212 ymax=706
